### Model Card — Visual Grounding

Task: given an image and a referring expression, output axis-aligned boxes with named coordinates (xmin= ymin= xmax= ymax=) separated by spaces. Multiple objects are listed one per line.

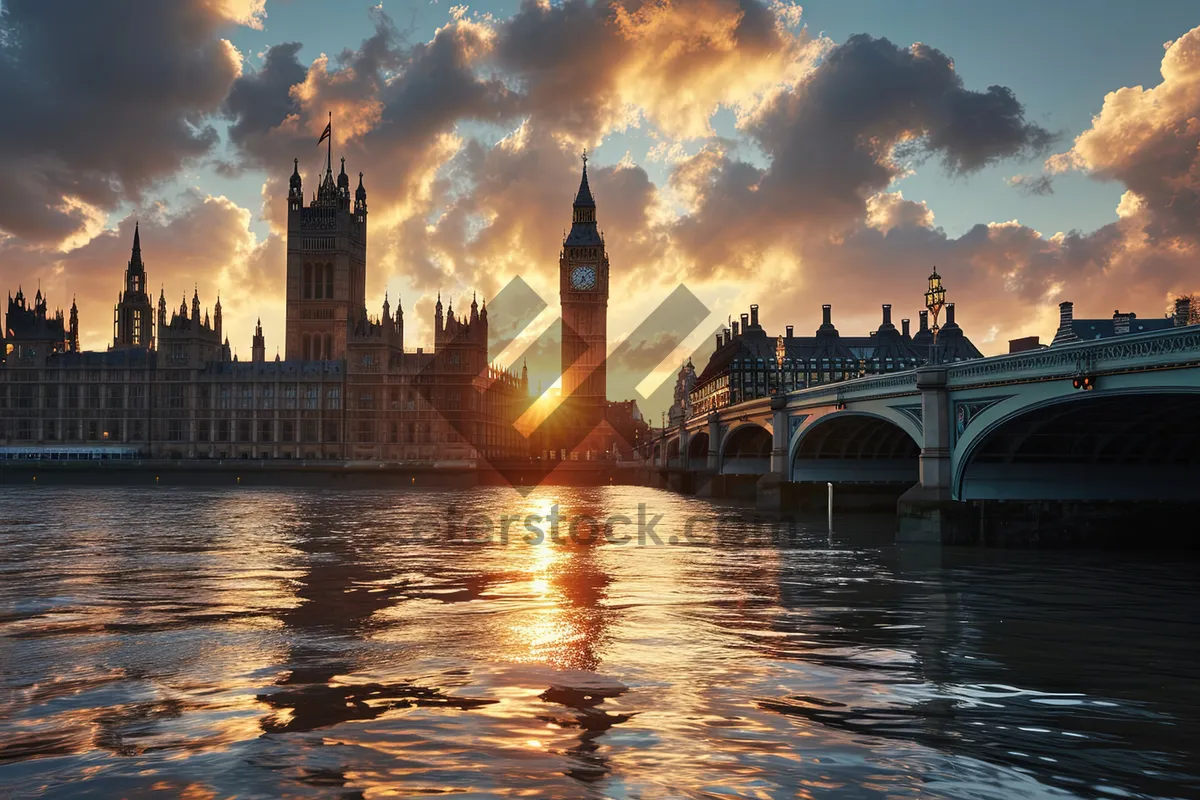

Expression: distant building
xmin=1050 ymin=299 xmax=1190 ymax=346
xmin=688 ymin=298 xmax=983 ymax=417
xmin=605 ymin=399 xmax=651 ymax=459
xmin=666 ymin=360 xmax=696 ymax=427
xmin=0 ymin=153 xmax=528 ymax=462
xmin=3 ymin=286 xmax=76 ymax=360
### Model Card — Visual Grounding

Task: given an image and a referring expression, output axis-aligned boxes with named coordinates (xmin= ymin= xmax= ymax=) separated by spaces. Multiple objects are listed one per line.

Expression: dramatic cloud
xmin=222 ymin=42 xmax=308 ymax=166
xmin=495 ymin=0 xmax=821 ymax=141
xmin=670 ymin=34 xmax=1056 ymax=276
xmin=0 ymin=0 xmax=255 ymax=243
xmin=866 ymin=191 xmax=936 ymax=233
xmin=1050 ymin=25 xmax=1200 ymax=242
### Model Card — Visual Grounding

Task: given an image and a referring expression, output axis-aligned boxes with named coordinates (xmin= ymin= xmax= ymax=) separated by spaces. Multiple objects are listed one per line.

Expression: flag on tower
xmin=318 ymin=120 xmax=331 ymax=144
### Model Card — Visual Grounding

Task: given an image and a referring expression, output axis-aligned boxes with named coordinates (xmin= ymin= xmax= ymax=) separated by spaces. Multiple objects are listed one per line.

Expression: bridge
xmin=647 ymin=325 xmax=1200 ymax=544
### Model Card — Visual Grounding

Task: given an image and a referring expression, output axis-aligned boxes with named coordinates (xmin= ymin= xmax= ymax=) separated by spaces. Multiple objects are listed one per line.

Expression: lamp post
xmin=924 ymin=268 xmax=947 ymax=364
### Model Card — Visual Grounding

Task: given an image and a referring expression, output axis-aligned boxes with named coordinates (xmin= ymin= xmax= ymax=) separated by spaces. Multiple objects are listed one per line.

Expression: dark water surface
xmin=1 ymin=486 xmax=1198 ymax=799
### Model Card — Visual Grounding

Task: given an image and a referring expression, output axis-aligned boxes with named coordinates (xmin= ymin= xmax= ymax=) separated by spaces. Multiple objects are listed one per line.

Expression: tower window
xmin=304 ymin=264 xmax=313 ymax=299
xmin=325 ymin=264 xmax=334 ymax=299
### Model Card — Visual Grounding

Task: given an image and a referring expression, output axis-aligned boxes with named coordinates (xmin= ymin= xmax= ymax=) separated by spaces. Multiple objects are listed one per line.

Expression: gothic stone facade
xmin=0 ymin=158 xmax=527 ymax=462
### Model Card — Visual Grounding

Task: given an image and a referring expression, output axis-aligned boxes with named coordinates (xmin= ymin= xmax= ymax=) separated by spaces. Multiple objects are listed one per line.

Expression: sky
xmin=2 ymin=0 xmax=1199 ymax=410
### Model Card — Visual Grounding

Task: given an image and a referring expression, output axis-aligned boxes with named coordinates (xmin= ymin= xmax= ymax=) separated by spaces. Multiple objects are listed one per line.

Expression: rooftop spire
xmin=574 ymin=149 xmax=595 ymax=208
xmin=289 ymin=157 xmax=302 ymax=196
xmin=315 ymin=112 xmax=337 ymax=205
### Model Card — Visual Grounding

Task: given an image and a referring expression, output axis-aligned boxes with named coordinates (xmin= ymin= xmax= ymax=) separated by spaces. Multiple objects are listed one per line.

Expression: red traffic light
xmin=1072 ymin=375 xmax=1095 ymax=391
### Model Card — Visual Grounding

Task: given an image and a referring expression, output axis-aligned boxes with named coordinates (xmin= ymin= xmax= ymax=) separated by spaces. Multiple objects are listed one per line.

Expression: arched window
xmin=324 ymin=334 xmax=333 ymax=360
xmin=303 ymin=264 xmax=313 ymax=299
xmin=301 ymin=334 xmax=310 ymax=360
xmin=325 ymin=264 xmax=334 ymax=300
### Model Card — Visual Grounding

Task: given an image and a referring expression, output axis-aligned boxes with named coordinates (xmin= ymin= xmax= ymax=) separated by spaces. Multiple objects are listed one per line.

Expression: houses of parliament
xmin=0 ymin=154 xmax=538 ymax=462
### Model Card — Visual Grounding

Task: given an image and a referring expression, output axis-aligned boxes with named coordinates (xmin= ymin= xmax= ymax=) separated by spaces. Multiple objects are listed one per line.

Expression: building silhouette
xmin=685 ymin=301 xmax=984 ymax=418
xmin=0 ymin=156 xmax=527 ymax=461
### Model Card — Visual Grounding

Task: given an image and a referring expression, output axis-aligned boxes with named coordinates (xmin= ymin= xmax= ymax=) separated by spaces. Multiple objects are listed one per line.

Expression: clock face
xmin=570 ymin=265 xmax=597 ymax=290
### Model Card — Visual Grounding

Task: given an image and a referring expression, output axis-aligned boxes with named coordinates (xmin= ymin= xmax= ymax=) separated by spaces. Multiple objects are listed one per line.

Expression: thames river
xmin=1 ymin=486 xmax=1197 ymax=798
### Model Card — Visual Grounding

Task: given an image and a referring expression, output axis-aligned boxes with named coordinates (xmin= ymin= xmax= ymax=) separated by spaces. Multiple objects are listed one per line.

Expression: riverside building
xmin=0 ymin=157 xmax=528 ymax=463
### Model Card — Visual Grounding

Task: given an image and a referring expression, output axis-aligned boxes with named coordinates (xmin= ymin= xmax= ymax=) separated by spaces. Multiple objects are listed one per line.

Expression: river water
xmin=1 ymin=486 xmax=1197 ymax=799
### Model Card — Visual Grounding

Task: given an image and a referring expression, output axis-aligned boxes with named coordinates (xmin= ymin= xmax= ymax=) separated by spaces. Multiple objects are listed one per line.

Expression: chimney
xmin=902 ymin=318 xmax=911 ymax=338
xmin=1175 ymin=296 xmax=1192 ymax=327
xmin=919 ymin=310 xmax=929 ymax=331
xmin=1059 ymin=301 xmax=1073 ymax=329
xmin=739 ymin=313 xmax=749 ymax=332
xmin=1053 ymin=301 xmax=1078 ymax=346
xmin=945 ymin=303 xmax=956 ymax=326
xmin=785 ymin=325 xmax=794 ymax=338
xmin=722 ymin=328 xmax=731 ymax=346
xmin=1113 ymin=309 xmax=1131 ymax=336
xmin=731 ymin=320 xmax=740 ymax=336
xmin=882 ymin=304 xmax=892 ymax=325
xmin=750 ymin=304 xmax=759 ymax=328
xmin=716 ymin=333 xmax=724 ymax=351
xmin=822 ymin=305 xmax=832 ymax=326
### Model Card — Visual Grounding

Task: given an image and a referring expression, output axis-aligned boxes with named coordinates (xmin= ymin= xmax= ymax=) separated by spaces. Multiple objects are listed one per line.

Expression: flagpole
xmin=326 ymin=111 xmax=332 ymax=175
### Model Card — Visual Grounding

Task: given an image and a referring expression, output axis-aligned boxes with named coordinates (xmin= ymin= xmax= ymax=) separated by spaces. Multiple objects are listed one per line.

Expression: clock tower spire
xmin=559 ymin=150 xmax=610 ymax=455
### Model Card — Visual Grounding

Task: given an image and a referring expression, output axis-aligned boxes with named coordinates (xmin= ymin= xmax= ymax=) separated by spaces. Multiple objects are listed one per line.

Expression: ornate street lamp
xmin=924 ymin=268 xmax=947 ymax=362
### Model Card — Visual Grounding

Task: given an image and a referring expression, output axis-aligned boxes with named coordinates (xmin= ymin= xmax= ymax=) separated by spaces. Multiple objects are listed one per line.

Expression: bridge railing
xmin=683 ymin=371 xmax=920 ymax=423
xmin=945 ymin=325 xmax=1200 ymax=387
xmin=682 ymin=324 xmax=1199 ymax=424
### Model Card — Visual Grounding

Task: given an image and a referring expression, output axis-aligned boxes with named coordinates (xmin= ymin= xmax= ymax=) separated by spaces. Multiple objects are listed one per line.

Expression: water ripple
xmin=0 ymin=486 xmax=1197 ymax=798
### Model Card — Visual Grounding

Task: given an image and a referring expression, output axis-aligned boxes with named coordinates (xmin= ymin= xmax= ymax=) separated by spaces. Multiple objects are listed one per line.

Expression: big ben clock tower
xmin=559 ymin=152 xmax=610 ymax=451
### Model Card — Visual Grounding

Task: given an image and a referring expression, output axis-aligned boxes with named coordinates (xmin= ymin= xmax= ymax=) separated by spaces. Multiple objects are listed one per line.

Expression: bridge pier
xmin=898 ymin=366 xmax=976 ymax=544
xmin=756 ymin=473 xmax=799 ymax=512
xmin=706 ymin=413 xmax=720 ymax=471
xmin=769 ymin=396 xmax=788 ymax=476
xmin=665 ymin=469 xmax=692 ymax=494
xmin=695 ymin=471 xmax=726 ymax=498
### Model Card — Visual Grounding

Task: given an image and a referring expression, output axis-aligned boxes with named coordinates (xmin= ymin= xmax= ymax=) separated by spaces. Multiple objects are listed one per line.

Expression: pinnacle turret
xmin=289 ymin=158 xmax=302 ymax=197
xmin=355 ymin=171 xmax=367 ymax=212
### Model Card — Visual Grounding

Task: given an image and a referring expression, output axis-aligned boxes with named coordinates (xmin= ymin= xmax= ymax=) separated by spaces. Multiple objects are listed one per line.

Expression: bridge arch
xmin=955 ymin=389 xmax=1200 ymax=500
xmin=720 ymin=421 xmax=773 ymax=475
xmin=665 ymin=436 xmax=681 ymax=467
xmin=789 ymin=411 xmax=920 ymax=484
